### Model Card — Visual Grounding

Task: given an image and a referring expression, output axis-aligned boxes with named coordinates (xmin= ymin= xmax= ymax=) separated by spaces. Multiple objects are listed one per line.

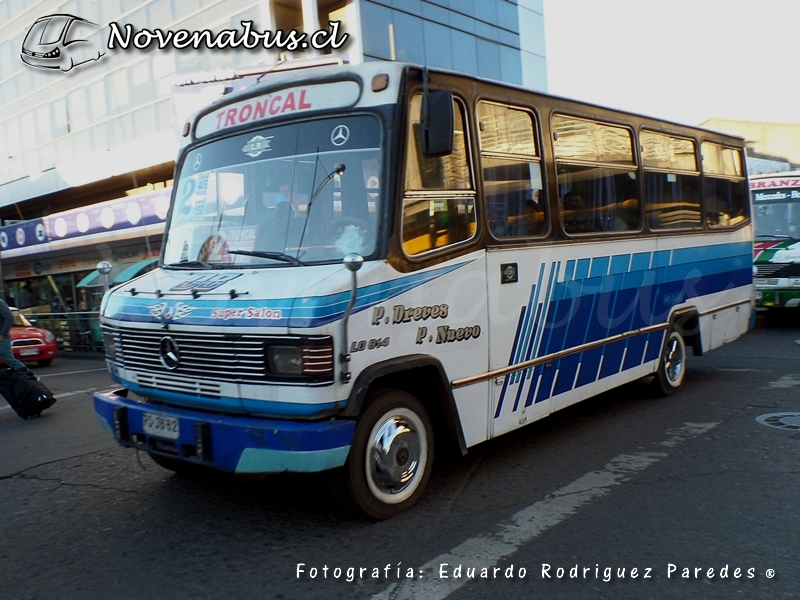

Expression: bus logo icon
xmin=331 ymin=125 xmax=350 ymax=146
xmin=20 ymin=14 xmax=105 ymax=72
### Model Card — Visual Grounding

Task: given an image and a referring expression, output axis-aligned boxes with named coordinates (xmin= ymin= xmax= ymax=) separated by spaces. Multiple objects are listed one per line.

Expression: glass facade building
xmin=0 ymin=0 xmax=546 ymax=323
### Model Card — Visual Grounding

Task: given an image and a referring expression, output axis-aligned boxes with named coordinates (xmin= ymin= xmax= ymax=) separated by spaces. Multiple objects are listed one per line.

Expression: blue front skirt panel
xmin=94 ymin=389 xmax=355 ymax=473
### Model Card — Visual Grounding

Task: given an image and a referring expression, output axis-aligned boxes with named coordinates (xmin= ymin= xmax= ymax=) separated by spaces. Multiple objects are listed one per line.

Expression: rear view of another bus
xmin=751 ymin=172 xmax=800 ymax=315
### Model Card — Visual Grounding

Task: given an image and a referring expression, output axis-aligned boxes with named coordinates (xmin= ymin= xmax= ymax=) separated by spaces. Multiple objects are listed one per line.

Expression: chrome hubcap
xmin=367 ymin=410 xmax=424 ymax=503
xmin=664 ymin=334 xmax=685 ymax=385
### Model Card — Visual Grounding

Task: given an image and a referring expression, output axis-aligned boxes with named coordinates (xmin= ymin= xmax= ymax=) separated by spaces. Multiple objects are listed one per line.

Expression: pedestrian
xmin=0 ymin=298 xmax=35 ymax=377
xmin=16 ymin=285 xmax=35 ymax=309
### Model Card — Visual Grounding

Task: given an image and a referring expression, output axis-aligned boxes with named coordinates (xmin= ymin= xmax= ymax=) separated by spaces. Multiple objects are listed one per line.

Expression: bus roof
xmin=178 ymin=61 xmax=745 ymax=148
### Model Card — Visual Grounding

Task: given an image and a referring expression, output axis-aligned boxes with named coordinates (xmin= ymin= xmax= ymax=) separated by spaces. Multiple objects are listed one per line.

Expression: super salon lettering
xmin=210 ymin=307 xmax=282 ymax=320
xmin=107 ymin=20 xmax=348 ymax=52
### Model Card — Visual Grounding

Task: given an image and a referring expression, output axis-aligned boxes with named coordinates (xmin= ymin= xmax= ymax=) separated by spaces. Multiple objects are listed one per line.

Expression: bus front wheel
xmin=334 ymin=389 xmax=434 ymax=519
xmin=653 ymin=327 xmax=687 ymax=396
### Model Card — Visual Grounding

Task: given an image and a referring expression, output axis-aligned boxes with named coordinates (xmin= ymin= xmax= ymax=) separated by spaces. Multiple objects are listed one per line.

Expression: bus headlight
xmin=103 ymin=332 xmax=117 ymax=359
xmin=267 ymin=346 xmax=303 ymax=375
xmin=266 ymin=341 xmax=334 ymax=379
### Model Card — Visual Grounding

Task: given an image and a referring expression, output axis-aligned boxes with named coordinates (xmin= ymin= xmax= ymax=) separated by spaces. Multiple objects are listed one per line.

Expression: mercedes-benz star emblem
xmin=192 ymin=153 xmax=203 ymax=171
xmin=159 ymin=336 xmax=181 ymax=370
xmin=331 ymin=124 xmax=350 ymax=146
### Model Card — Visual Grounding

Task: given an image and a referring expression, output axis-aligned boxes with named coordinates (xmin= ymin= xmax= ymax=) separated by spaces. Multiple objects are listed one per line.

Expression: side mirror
xmin=422 ymin=90 xmax=454 ymax=157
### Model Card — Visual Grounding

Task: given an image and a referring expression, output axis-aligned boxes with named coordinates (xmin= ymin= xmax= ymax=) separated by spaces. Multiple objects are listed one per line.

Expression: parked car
xmin=3 ymin=308 xmax=58 ymax=367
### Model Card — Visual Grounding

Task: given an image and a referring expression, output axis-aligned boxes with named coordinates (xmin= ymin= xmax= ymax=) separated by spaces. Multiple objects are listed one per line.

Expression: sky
xmin=542 ymin=0 xmax=800 ymax=126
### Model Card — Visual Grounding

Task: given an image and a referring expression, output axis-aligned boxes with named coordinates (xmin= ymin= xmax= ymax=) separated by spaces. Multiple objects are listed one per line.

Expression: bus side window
xmin=641 ymin=131 xmax=701 ymax=230
xmin=478 ymin=101 xmax=545 ymax=239
xmin=553 ymin=115 xmax=640 ymax=235
xmin=402 ymin=94 xmax=476 ymax=256
xmin=701 ymin=143 xmax=749 ymax=228
xmin=705 ymin=177 xmax=749 ymax=227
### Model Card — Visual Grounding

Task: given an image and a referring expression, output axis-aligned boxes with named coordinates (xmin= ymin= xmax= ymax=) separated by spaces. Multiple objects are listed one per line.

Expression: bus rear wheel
xmin=652 ymin=327 xmax=686 ymax=396
xmin=333 ymin=389 xmax=434 ymax=519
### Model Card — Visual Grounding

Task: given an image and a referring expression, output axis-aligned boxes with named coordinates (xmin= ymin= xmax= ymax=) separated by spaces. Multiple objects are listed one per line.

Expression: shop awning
xmin=112 ymin=258 xmax=159 ymax=285
xmin=76 ymin=270 xmax=102 ymax=288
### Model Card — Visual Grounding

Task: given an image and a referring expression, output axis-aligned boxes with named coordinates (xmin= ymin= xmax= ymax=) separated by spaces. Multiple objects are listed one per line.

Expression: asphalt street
xmin=1 ymin=321 xmax=798 ymax=600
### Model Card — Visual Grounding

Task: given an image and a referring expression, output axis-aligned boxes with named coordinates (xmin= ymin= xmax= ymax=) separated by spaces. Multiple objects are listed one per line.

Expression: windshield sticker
xmin=242 ymin=135 xmax=274 ymax=158
xmin=170 ymin=272 xmax=242 ymax=292
xmin=195 ymin=80 xmax=360 ymax=137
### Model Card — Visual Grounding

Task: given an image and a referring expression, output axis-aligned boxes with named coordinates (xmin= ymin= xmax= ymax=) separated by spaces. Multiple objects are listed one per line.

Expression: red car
xmin=4 ymin=308 xmax=58 ymax=367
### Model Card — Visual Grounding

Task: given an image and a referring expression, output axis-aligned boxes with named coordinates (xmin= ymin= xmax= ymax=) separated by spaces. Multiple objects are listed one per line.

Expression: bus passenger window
xmin=641 ymin=131 xmax=701 ymax=230
xmin=478 ymin=101 xmax=545 ymax=239
xmin=701 ymin=143 xmax=749 ymax=228
xmin=553 ymin=115 xmax=640 ymax=235
xmin=556 ymin=165 xmax=639 ymax=234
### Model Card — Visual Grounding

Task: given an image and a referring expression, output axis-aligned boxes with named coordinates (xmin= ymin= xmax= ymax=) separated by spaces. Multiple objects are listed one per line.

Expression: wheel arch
xmin=342 ymin=354 xmax=467 ymax=456
xmin=668 ymin=306 xmax=703 ymax=356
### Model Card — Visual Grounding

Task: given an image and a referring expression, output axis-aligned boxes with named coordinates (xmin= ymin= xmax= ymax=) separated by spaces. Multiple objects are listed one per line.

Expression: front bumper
xmin=94 ymin=388 xmax=355 ymax=473
xmin=754 ymin=288 xmax=800 ymax=310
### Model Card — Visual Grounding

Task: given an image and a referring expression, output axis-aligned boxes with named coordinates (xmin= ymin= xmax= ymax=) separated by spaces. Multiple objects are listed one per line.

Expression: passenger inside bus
xmin=562 ymin=190 xmax=594 ymax=233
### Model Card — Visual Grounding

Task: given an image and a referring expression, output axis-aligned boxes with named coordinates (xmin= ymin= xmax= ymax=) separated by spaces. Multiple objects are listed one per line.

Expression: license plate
xmin=142 ymin=412 xmax=180 ymax=440
xmin=19 ymin=348 xmax=39 ymax=356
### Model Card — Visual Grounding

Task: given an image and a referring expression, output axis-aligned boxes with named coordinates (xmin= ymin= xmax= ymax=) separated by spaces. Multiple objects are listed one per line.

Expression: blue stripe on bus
xmin=564 ymin=259 xmax=576 ymax=282
xmin=512 ymin=266 xmax=545 ymax=384
xmin=514 ymin=302 xmax=543 ymax=410
xmin=610 ymin=254 xmax=631 ymax=275
xmin=105 ymin=261 xmax=470 ymax=328
xmin=498 ymin=241 xmax=752 ymax=417
xmin=590 ymin=256 xmax=610 ymax=278
xmin=495 ymin=305 xmax=527 ymax=418
xmin=652 ymin=250 xmax=671 ymax=268
xmin=574 ymin=258 xmax=591 ymax=280
xmin=631 ymin=252 xmax=651 ymax=271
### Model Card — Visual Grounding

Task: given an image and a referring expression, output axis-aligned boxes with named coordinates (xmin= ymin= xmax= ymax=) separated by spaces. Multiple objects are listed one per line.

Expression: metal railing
xmin=25 ymin=311 xmax=104 ymax=354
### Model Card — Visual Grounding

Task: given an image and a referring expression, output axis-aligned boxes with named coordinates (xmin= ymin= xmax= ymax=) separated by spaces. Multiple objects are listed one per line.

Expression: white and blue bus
xmin=95 ymin=61 xmax=753 ymax=518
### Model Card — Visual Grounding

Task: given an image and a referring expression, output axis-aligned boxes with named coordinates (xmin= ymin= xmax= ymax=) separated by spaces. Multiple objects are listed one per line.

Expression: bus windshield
xmin=163 ymin=114 xmax=382 ymax=268
xmin=752 ymin=177 xmax=800 ymax=240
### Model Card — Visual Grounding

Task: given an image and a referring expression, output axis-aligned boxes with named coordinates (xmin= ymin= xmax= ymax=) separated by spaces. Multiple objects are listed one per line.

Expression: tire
xmin=332 ymin=389 xmax=434 ymax=519
xmin=652 ymin=327 xmax=687 ymax=396
xmin=38 ymin=359 xmax=52 ymax=367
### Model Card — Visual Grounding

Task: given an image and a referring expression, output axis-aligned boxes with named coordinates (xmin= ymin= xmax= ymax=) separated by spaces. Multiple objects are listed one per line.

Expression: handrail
xmin=451 ymin=298 xmax=752 ymax=389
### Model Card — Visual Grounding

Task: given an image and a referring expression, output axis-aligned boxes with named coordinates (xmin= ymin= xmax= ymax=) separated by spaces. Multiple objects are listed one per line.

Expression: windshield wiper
xmin=164 ymin=260 xmax=222 ymax=270
xmin=228 ymin=249 xmax=306 ymax=266
xmin=296 ymin=162 xmax=346 ymax=259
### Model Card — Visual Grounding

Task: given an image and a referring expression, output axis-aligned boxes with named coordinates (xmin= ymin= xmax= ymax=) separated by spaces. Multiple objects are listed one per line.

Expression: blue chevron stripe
xmin=496 ymin=241 xmax=752 ymax=418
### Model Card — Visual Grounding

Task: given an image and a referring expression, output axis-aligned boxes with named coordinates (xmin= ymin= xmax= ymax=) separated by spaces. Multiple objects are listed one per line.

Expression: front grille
xmin=104 ymin=324 xmax=333 ymax=385
xmin=135 ymin=372 xmax=223 ymax=396
xmin=105 ymin=324 xmax=267 ymax=383
xmin=756 ymin=263 xmax=800 ymax=279
xmin=12 ymin=339 xmax=43 ymax=347
xmin=755 ymin=264 xmax=782 ymax=277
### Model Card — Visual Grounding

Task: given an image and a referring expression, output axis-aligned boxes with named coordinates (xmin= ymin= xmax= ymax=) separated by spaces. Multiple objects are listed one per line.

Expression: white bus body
xmin=95 ymin=62 xmax=753 ymax=518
